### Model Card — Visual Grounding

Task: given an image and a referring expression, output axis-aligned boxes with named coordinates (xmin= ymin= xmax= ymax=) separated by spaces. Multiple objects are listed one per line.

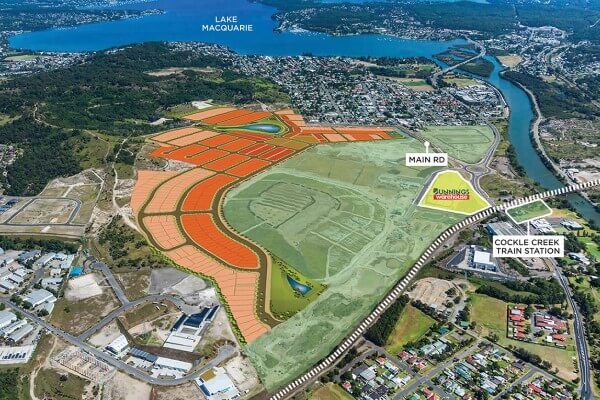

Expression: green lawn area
xmin=469 ymin=293 xmax=507 ymax=338
xmin=506 ymin=200 xmax=552 ymax=224
xmin=269 ymin=257 xmax=326 ymax=320
xmin=569 ymin=277 xmax=600 ymax=322
xmin=385 ymin=304 xmax=436 ymax=355
xmin=311 ymin=383 xmax=353 ymax=400
xmin=419 ymin=125 xmax=494 ymax=164
xmin=577 ymin=236 xmax=600 ymax=260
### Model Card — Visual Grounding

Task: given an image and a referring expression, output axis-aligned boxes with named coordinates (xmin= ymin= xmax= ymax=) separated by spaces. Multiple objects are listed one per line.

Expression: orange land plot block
xmin=144 ymin=169 xmax=215 ymax=214
xmin=226 ymin=159 xmax=271 ymax=177
xmin=218 ymin=138 xmax=256 ymax=152
xmin=200 ymin=134 xmax=237 ymax=147
xmin=181 ymin=174 xmax=238 ymax=211
xmin=323 ymin=133 xmax=347 ymax=142
xmin=183 ymin=107 xmax=236 ymax=121
xmin=202 ymin=109 xmax=254 ymax=124
xmin=168 ymin=130 xmax=219 ymax=146
xmin=219 ymin=112 xmax=272 ymax=126
xmin=131 ymin=170 xmax=179 ymax=215
xmin=161 ymin=144 xmax=209 ymax=162
xmin=203 ymin=154 xmax=250 ymax=172
xmin=239 ymin=143 xmax=274 ymax=156
xmin=186 ymin=148 xmax=230 ymax=165
xmin=258 ymin=147 xmax=295 ymax=161
xmin=142 ymin=215 xmax=186 ymax=250
xmin=180 ymin=214 xmax=259 ymax=270
xmin=151 ymin=127 xmax=201 ymax=143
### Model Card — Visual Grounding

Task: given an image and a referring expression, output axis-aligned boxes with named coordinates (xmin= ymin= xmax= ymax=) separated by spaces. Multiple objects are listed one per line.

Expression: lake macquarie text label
xmin=202 ymin=16 xmax=253 ymax=32
xmin=492 ymin=235 xmax=564 ymax=258
xmin=405 ymin=152 xmax=448 ymax=167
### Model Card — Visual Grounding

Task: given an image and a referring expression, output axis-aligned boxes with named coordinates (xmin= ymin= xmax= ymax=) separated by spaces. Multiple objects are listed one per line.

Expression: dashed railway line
xmin=267 ymin=179 xmax=600 ymax=400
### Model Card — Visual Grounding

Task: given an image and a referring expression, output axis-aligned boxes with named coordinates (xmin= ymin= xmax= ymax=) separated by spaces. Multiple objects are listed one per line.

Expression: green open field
xmin=469 ymin=293 xmax=577 ymax=381
xmin=225 ymin=138 xmax=462 ymax=390
xmin=385 ymin=304 xmax=436 ymax=355
xmin=419 ymin=125 xmax=494 ymax=164
xmin=419 ymin=171 xmax=489 ymax=215
xmin=311 ymin=383 xmax=354 ymax=400
xmin=506 ymin=200 xmax=552 ymax=224
xmin=578 ymin=236 xmax=600 ymax=260
xmin=270 ymin=257 xmax=326 ymax=320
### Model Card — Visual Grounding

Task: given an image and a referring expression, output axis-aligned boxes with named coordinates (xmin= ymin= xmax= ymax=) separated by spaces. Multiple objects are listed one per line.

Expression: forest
xmin=0 ymin=43 xmax=288 ymax=195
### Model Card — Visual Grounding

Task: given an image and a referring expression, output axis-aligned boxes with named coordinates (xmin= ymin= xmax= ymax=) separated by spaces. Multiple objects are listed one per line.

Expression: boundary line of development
xmin=267 ymin=179 xmax=600 ymax=400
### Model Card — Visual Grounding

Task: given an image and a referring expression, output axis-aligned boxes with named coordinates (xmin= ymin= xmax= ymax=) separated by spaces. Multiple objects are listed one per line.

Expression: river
xmin=8 ymin=0 xmax=599 ymax=224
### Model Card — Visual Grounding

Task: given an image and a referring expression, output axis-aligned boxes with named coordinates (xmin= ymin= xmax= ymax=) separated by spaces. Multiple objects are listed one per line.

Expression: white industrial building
xmin=152 ymin=357 xmax=192 ymax=378
xmin=196 ymin=367 xmax=240 ymax=400
xmin=23 ymin=289 xmax=56 ymax=307
xmin=0 ymin=311 xmax=16 ymax=330
xmin=106 ymin=334 xmax=129 ymax=357
xmin=469 ymin=246 xmax=497 ymax=271
xmin=8 ymin=323 xmax=33 ymax=344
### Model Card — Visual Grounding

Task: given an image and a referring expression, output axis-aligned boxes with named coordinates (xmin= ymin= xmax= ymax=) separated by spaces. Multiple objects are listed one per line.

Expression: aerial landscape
xmin=0 ymin=0 xmax=599 ymax=399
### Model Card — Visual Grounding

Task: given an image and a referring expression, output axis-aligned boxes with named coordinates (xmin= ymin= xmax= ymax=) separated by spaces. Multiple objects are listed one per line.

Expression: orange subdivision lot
xmin=203 ymin=154 xmax=250 ymax=171
xmin=218 ymin=138 xmax=256 ymax=152
xmin=186 ymin=148 xmax=230 ymax=165
xmin=258 ymin=147 xmax=295 ymax=161
xmin=180 ymin=214 xmax=259 ymax=270
xmin=218 ymin=111 xmax=272 ymax=126
xmin=144 ymin=169 xmax=215 ymax=214
xmin=226 ymin=158 xmax=271 ymax=177
xmin=165 ymin=245 xmax=269 ymax=342
xmin=183 ymin=107 xmax=236 ymax=121
xmin=202 ymin=109 xmax=254 ymax=124
xmin=151 ymin=127 xmax=200 ymax=143
xmin=239 ymin=143 xmax=274 ymax=156
xmin=181 ymin=174 xmax=238 ymax=211
xmin=200 ymin=134 xmax=237 ymax=147
xmin=142 ymin=215 xmax=186 ymax=250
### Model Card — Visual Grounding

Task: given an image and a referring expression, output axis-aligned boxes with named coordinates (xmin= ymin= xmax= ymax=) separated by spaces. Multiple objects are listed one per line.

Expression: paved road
xmin=554 ymin=261 xmax=593 ymax=399
xmin=267 ymin=180 xmax=600 ymax=400
xmin=2 ymin=196 xmax=83 ymax=226
xmin=0 ymin=298 xmax=234 ymax=385
xmin=85 ymin=257 xmax=129 ymax=305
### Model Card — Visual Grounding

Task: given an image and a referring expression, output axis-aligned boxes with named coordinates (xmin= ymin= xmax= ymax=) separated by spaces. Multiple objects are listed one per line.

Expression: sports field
xmin=419 ymin=125 xmax=494 ymax=164
xmin=419 ymin=170 xmax=490 ymax=215
xmin=506 ymin=199 xmax=552 ymax=224
xmin=227 ymin=138 xmax=462 ymax=389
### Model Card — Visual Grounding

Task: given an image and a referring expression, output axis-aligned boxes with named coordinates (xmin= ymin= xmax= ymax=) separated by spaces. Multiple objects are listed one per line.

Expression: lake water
xmin=9 ymin=0 xmax=599 ymax=223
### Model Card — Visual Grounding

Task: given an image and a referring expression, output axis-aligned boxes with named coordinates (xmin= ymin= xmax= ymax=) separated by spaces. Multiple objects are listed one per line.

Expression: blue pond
xmin=242 ymin=123 xmax=281 ymax=133
xmin=286 ymin=275 xmax=311 ymax=296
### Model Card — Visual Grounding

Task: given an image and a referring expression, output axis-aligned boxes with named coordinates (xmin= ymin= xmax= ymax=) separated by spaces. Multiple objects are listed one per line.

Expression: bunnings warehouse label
xmin=493 ymin=235 xmax=564 ymax=258
xmin=406 ymin=153 xmax=448 ymax=167
xmin=433 ymin=188 xmax=469 ymax=200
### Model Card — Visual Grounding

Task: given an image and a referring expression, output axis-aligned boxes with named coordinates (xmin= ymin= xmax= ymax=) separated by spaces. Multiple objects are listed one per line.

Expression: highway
xmin=0 ymin=297 xmax=235 ymax=385
xmin=553 ymin=261 xmax=593 ymax=399
xmin=267 ymin=179 xmax=600 ymax=400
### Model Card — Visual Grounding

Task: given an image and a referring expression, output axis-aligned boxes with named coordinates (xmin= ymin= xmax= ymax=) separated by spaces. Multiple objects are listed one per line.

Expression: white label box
xmin=492 ymin=235 xmax=564 ymax=258
xmin=406 ymin=153 xmax=448 ymax=167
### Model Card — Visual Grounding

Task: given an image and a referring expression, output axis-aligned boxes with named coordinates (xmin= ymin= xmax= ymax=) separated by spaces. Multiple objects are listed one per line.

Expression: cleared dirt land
xmin=226 ymin=138 xmax=463 ymax=390
xmin=419 ymin=125 xmax=494 ymax=164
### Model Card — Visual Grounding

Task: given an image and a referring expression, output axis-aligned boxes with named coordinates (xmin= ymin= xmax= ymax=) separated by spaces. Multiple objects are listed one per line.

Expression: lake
xmin=8 ymin=0 xmax=599 ymax=224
